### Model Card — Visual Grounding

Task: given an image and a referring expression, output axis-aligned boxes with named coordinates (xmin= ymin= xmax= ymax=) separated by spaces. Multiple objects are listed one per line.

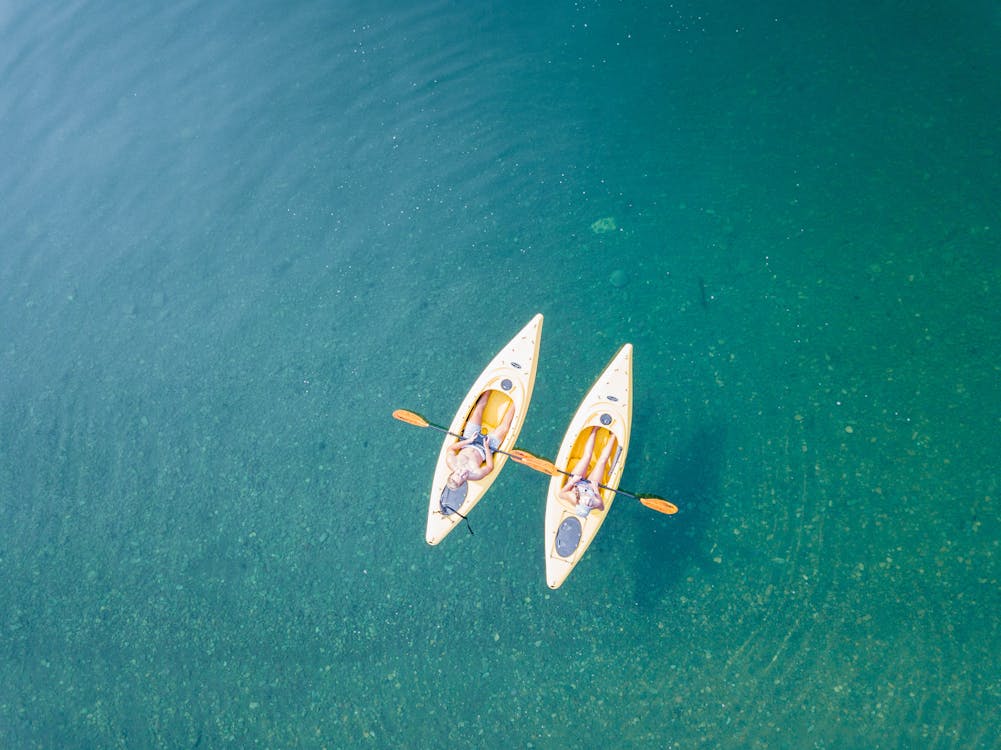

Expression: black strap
xmin=441 ymin=504 xmax=474 ymax=535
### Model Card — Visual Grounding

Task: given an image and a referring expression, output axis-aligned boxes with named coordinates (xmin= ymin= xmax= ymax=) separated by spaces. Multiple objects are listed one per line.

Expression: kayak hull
xmin=543 ymin=343 xmax=632 ymax=588
xmin=426 ymin=314 xmax=543 ymax=545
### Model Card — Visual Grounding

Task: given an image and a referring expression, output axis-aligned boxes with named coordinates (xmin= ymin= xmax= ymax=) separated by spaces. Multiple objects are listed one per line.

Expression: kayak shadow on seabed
xmin=628 ymin=422 xmax=727 ymax=609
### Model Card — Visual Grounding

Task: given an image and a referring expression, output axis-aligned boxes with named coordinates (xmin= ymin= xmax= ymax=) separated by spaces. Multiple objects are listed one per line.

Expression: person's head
xmin=446 ymin=468 xmax=469 ymax=490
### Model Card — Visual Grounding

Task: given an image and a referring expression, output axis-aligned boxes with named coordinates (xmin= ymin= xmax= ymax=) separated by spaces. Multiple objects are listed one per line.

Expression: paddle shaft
xmin=547 ymin=462 xmax=640 ymax=501
xmin=418 ymin=419 xmax=519 ymax=461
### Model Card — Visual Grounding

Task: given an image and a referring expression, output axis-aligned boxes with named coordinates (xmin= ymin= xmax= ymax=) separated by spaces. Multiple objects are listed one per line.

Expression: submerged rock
xmin=590 ymin=216 xmax=617 ymax=234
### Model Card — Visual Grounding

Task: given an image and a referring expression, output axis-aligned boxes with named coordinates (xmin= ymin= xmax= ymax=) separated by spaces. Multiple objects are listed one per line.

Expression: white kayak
xmin=425 ymin=314 xmax=543 ymax=545
xmin=543 ymin=343 xmax=632 ymax=588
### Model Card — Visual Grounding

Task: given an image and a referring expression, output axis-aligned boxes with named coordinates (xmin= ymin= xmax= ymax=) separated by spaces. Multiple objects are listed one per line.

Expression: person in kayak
xmin=558 ymin=426 xmax=617 ymax=517
xmin=445 ymin=391 xmax=515 ymax=490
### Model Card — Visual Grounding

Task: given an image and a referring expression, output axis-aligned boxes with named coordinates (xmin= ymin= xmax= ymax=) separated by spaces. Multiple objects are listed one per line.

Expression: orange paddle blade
xmin=392 ymin=409 xmax=429 ymax=428
xmin=509 ymin=449 xmax=559 ymax=476
xmin=639 ymin=497 xmax=679 ymax=515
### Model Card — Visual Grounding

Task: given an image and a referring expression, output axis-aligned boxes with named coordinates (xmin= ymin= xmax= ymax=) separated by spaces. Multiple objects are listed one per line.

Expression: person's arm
xmin=466 ymin=443 xmax=495 ymax=481
xmin=448 ymin=437 xmax=473 ymax=455
xmin=557 ymin=474 xmax=579 ymax=502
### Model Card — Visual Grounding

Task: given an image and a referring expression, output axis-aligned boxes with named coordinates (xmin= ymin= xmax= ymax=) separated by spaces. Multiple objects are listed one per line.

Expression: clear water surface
xmin=1 ymin=0 xmax=998 ymax=747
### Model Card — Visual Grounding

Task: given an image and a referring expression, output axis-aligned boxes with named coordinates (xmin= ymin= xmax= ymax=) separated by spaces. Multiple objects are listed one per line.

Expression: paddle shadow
xmin=628 ymin=421 xmax=727 ymax=609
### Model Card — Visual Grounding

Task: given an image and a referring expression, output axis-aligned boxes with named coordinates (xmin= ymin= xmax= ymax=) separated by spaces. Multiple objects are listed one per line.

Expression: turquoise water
xmin=2 ymin=0 xmax=999 ymax=747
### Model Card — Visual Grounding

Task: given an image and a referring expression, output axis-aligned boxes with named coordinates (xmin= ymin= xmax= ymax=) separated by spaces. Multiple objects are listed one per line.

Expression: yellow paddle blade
xmin=640 ymin=497 xmax=679 ymax=515
xmin=392 ymin=409 xmax=429 ymax=428
xmin=509 ymin=449 xmax=559 ymax=476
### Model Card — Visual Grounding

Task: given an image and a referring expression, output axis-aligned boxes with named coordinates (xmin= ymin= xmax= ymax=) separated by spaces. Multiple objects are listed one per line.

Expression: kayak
xmin=543 ymin=343 xmax=632 ymax=588
xmin=426 ymin=314 xmax=544 ymax=545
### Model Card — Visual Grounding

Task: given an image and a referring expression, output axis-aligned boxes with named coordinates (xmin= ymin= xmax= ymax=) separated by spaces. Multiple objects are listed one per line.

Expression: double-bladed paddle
xmin=507 ymin=448 xmax=678 ymax=515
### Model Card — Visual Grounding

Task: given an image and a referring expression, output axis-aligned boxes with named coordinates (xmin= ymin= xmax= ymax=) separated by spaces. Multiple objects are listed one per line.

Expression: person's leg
xmin=488 ymin=398 xmax=516 ymax=447
xmin=587 ymin=431 xmax=617 ymax=484
xmin=470 ymin=391 xmax=489 ymax=422
xmin=570 ymin=426 xmax=598 ymax=477
xmin=464 ymin=391 xmax=490 ymax=438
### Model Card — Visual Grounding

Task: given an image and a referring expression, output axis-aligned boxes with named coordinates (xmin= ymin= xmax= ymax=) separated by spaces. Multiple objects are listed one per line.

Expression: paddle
xmin=393 ymin=409 xmax=463 ymax=438
xmin=392 ymin=409 xmax=520 ymax=460
xmin=508 ymin=448 xmax=679 ymax=515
